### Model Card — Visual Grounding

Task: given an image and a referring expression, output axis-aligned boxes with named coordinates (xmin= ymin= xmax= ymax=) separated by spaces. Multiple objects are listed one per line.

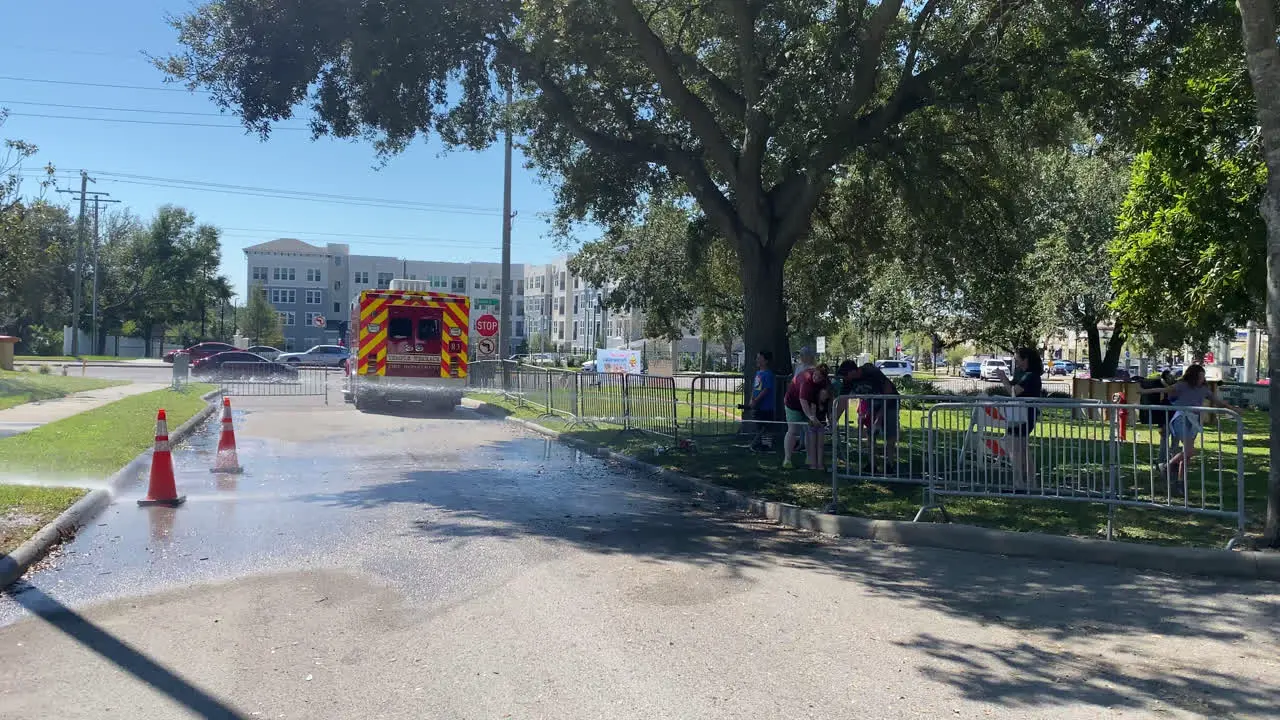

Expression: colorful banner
xmin=596 ymin=349 xmax=642 ymax=375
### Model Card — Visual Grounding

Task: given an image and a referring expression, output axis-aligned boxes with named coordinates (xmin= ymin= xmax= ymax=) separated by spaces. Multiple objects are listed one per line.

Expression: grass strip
xmin=469 ymin=393 xmax=1268 ymax=549
xmin=0 ymin=370 xmax=126 ymax=411
xmin=0 ymin=384 xmax=215 ymax=553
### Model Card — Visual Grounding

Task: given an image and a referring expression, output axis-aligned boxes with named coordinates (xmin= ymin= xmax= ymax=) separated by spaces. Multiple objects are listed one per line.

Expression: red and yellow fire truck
xmin=344 ymin=280 xmax=470 ymax=412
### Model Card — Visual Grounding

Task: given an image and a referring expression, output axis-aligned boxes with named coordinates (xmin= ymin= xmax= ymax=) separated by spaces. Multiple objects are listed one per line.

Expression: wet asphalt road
xmin=1 ymin=394 xmax=1278 ymax=719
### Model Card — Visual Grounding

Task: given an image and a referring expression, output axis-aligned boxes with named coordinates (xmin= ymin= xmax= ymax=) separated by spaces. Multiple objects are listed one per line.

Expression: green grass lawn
xmin=470 ymin=391 xmax=1270 ymax=549
xmin=0 ymin=383 xmax=215 ymax=554
xmin=0 ymin=369 xmax=126 ymax=411
xmin=0 ymin=484 xmax=88 ymax=554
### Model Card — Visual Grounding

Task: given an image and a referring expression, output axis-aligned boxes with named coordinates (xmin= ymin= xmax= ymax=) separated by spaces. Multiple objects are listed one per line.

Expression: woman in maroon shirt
xmin=783 ymin=364 xmax=830 ymax=470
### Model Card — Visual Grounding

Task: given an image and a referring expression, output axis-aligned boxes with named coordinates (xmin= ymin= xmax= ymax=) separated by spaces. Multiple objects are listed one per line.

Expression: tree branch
xmin=728 ymin=0 xmax=770 ymax=231
xmin=611 ymin=0 xmax=740 ymax=181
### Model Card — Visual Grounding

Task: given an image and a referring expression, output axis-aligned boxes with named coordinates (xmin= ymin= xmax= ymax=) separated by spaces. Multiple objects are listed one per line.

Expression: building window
xmin=430 ymin=275 xmax=448 ymax=289
xmin=305 ymin=312 xmax=323 ymax=326
xmin=473 ymin=276 xmax=488 ymax=290
xmin=408 ymin=274 xmax=417 ymax=280
xmin=451 ymin=276 xmax=466 ymax=291
xmin=573 ymin=321 xmax=579 ymax=339
xmin=252 ymin=266 xmax=268 ymax=281
xmin=278 ymin=311 xmax=296 ymax=327
xmin=559 ymin=271 xmax=566 ymax=289
xmin=574 ymin=277 xmax=580 ymax=289
xmin=305 ymin=290 xmax=322 ymax=305
xmin=273 ymin=267 xmax=296 ymax=281
xmin=515 ymin=321 xmax=524 ymax=336
xmin=493 ymin=279 xmax=501 ymax=293
xmin=258 ymin=286 xmax=268 ymax=298
xmin=270 ymin=288 xmax=297 ymax=304
xmin=516 ymin=279 xmax=525 ymax=295
xmin=334 ymin=280 xmax=342 ymax=290
xmin=573 ymin=295 xmax=579 ymax=314
xmin=306 ymin=268 xmax=322 ymax=282
xmin=556 ymin=321 xmax=564 ymax=340
xmin=333 ymin=302 xmax=341 ymax=313
xmin=354 ymin=271 xmax=369 ymax=284
xmin=334 ymin=256 xmax=343 ymax=266
xmin=516 ymin=300 xmax=524 ymax=317
xmin=376 ymin=272 xmax=393 ymax=289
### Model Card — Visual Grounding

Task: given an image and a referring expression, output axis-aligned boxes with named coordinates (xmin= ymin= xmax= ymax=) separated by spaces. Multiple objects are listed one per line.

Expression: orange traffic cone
xmin=210 ymin=396 xmax=244 ymax=475
xmin=138 ymin=409 xmax=186 ymax=507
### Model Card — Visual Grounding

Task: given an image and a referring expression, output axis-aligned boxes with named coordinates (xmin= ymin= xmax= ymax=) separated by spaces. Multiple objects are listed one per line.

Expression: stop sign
xmin=475 ymin=314 xmax=499 ymax=337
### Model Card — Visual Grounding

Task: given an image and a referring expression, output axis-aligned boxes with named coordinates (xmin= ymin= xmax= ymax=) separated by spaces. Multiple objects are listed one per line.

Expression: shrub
xmin=895 ymin=377 xmax=945 ymax=396
xmin=37 ymin=363 xmax=52 ymax=375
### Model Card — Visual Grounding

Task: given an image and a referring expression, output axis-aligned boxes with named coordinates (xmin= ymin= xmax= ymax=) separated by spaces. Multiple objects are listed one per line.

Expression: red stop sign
xmin=475 ymin=314 xmax=499 ymax=337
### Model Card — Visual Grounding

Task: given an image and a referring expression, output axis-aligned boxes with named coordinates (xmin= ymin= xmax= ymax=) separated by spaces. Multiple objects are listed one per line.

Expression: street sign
xmin=476 ymin=337 xmax=497 ymax=357
xmin=815 ymin=336 xmax=826 ymax=354
xmin=1205 ymin=351 xmax=1215 ymax=364
xmin=475 ymin=298 xmax=499 ymax=309
xmin=313 ymin=315 xmax=327 ymax=328
xmin=475 ymin=314 xmax=499 ymax=337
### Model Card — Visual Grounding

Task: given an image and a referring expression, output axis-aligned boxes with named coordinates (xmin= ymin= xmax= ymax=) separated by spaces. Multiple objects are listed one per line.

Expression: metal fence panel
xmin=578 ymin=372 xmax=628 ymax=425
xmin=624 ymin=373 xmax=679 ymax=439
xmin=206 ymin=362 xmax=329 ymax=398
xmin=922 ymin=399 xmax=1246 ymax=546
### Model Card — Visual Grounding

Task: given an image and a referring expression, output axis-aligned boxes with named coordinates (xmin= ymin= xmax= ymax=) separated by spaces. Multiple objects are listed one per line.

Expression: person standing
xmin=747 ymin=351 xmax=776 ymax=450
xmin=993 ymin=347 xmax=1043 ymax=490
xmin=1154 ymin=364 xmax=1238 ymax=489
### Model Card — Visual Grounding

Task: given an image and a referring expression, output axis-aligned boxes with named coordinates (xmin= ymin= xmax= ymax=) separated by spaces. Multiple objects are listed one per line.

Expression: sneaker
xmin=782 ymin=460 xmax=794 ymax=470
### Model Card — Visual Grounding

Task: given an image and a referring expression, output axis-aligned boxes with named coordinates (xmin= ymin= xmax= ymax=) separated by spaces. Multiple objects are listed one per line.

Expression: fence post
xmin=544 ymin=371 xmax=552 ymax=415
xmin=1234 ymin=415 xmax=1247 ymax=546
xmin=623 ymin=374 xmax=633 ymax=431
xmin=1106 ymin=408 xmax=1118 ymax=541
xmin=668 ymin=375 xmax=678 ymax=442
xmin=324 ymin=368 xmax=329 ymax=406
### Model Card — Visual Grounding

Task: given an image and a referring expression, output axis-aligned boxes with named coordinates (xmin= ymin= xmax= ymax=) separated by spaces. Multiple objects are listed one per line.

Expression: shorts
xmin=1005 ymin=408 xmax=1038 ymax=438
xmin=785 ymin=407 xmax=807 ymax=425
xmin=1170 ymin=412 xmax=1202 ymax=440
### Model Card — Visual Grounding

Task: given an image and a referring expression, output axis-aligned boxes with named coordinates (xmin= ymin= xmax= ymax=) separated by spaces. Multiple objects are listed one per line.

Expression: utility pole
xmin=88 ymin=193 xmax=120 ymax=355
xmin=500 ymin=79 xmax=515 ymax=374
xmin=58 ymin=171 xmax=96 ymax=356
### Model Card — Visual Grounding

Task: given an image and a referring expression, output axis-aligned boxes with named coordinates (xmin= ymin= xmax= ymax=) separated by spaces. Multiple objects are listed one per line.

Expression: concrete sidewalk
xmin=0 ymin=383 xmax=166 ymax=438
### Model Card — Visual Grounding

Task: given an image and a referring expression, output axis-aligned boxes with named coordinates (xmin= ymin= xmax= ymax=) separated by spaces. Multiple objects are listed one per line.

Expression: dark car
xmin=1050 ymin=360 xmax=1076 ymax=376
xmin=962 ymin=361 xmax=982 ymax=378
xmin=165 ymin=341 xmax=237 ymax=364
xmin=192 ymin=350 xmax=298 ymax=378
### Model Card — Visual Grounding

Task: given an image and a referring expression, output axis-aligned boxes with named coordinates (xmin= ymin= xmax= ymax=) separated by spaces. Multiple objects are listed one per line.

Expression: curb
xmin=469 ymin=401 xmax=1280 ymax=583
xmin=0 ymin=388 xmax=223 ymax=589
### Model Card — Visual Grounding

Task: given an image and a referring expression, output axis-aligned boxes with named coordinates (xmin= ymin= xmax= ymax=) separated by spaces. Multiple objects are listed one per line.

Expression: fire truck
xmin=344 ymin=280 xmax=470 ymax=412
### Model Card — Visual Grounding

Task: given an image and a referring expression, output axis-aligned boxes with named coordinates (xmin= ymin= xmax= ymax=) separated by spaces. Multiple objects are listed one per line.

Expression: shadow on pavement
xmin=6 ymin=584 xmax=247 ymax=719
xmin=293 ymin=436 xmax=1280 ymax=716
xmin=904 ymin=633 xmax=1278 ymax=717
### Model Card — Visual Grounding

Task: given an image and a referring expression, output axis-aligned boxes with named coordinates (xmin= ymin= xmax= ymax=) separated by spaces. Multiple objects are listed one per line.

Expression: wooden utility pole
xmin=57 ymin=171 xmax=94 ymax=356
xmin=89 ymin=194 xmax=121 ymax=355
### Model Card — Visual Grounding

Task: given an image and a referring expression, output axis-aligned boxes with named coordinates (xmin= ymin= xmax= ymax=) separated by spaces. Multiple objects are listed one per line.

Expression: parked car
xmin=980 ymin=358 xmax=1009 ymax=381
xmin=962 ymin=361 xmax=982 ymax=378
xmin=245 ymin=345 xmax=282 ymax=360
xmin=192 ymin=351 xmax=298 ymax=378
xmin=1050 ymin=360 xmax=1076 ymax=376
xmin=873 ymin=359 xmax=913 ymax=381
xmin=164 ymin=341 xmax=237 ymax=364
xmin=580 ymin=360 xmax=597 ymax=373
xmin=276 ymin=344 xmax=351 ymax=367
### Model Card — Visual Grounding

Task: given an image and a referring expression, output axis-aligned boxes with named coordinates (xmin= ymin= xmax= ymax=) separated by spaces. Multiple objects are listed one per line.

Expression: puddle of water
xmin=0 ymin=475 xmax=112 ymax=492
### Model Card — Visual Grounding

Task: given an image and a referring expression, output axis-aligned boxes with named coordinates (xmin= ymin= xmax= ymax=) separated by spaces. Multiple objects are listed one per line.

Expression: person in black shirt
xmin=833 ymin=361 xmax=900 ymax=472
xmin=993 ymin=347 xmax=1043 ymax=489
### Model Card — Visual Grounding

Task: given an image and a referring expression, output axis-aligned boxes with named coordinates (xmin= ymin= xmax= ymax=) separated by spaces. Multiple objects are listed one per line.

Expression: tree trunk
xmin=738 ymin=239 xmax=792 ymax=405
xmin=1102 ymin=321 xmax=1126 ymax=378
xmin=1086 ymin=324 xmax=1103 ymax=377
xmin=1238 ymin=0 xmax=1280 ymax=547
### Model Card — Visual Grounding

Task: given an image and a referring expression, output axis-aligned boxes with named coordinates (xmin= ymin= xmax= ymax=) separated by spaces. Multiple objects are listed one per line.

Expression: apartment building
xmin=244 ymin=239 xmax=526 ymax=353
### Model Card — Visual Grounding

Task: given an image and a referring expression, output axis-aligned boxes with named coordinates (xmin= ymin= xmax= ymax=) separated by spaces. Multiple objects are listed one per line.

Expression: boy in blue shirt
xmin=748 ymin=351 xmax=775 ymax=450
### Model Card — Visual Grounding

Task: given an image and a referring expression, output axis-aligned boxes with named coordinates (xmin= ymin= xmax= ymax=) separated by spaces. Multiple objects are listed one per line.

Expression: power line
xmin=91 ymin=171 xmax=501 ymax=214
xmin=0 ymin=98 xmax=284 ymax=119
xmin=219 ymin=226 xmax=501 ymax=245
xmin=3 ymin=111 xmax=304 ymax=130
xmin=0 ymin=75 xmax=204 ymax=93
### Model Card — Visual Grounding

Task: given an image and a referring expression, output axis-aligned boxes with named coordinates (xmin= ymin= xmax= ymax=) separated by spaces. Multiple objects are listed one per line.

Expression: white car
xmin=276 ymin=344 xmax=351 ymax=367
xmin=980 ymin=358 xmax=1009 ymax=381
xmin=873 ymin=359 xmax=914 ymax=381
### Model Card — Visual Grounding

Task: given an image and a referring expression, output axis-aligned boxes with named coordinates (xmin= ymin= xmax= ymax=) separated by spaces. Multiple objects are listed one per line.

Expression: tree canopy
xmin=159 ymin=0 xmax=1210 ymax=372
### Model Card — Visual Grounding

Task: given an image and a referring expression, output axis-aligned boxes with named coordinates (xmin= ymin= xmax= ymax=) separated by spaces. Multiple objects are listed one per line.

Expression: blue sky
xmin=0 ymin=1 xmax=568 ymax=301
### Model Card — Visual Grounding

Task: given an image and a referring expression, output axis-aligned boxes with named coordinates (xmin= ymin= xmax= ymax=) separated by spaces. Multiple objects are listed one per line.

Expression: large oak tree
xmin=159 ymin=0 xmax=1204 ymax=373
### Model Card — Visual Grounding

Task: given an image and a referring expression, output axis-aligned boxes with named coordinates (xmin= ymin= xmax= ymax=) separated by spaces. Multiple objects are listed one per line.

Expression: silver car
xmin=276 ymin=344 xmax=351 ymax=367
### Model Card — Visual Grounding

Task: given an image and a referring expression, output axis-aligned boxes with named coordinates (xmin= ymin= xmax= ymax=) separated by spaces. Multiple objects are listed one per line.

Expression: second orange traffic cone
xmin=210 ymin=396 xmax=244 ymax=475
xmin=138 ymin=409 xmax=186 ymax=507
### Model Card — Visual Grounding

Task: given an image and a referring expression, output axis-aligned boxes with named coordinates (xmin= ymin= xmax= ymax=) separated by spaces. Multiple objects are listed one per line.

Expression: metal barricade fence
xmin=578 ymin=371 xmax=627 ymax=426
xmin=466 ymin=359 xmax=503 ymax=392
xmin=547 ymin=369 xmax=580 ymax=419
xmin=921 ymin=399 xmax=1246 ymax=546
xmin=622 ymin=373 xmax=679 ymax=439
xmin=207 ymin=361 xmax=329 ymax=400
xmin=685 ymin=373 xmax=793 ymax=437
